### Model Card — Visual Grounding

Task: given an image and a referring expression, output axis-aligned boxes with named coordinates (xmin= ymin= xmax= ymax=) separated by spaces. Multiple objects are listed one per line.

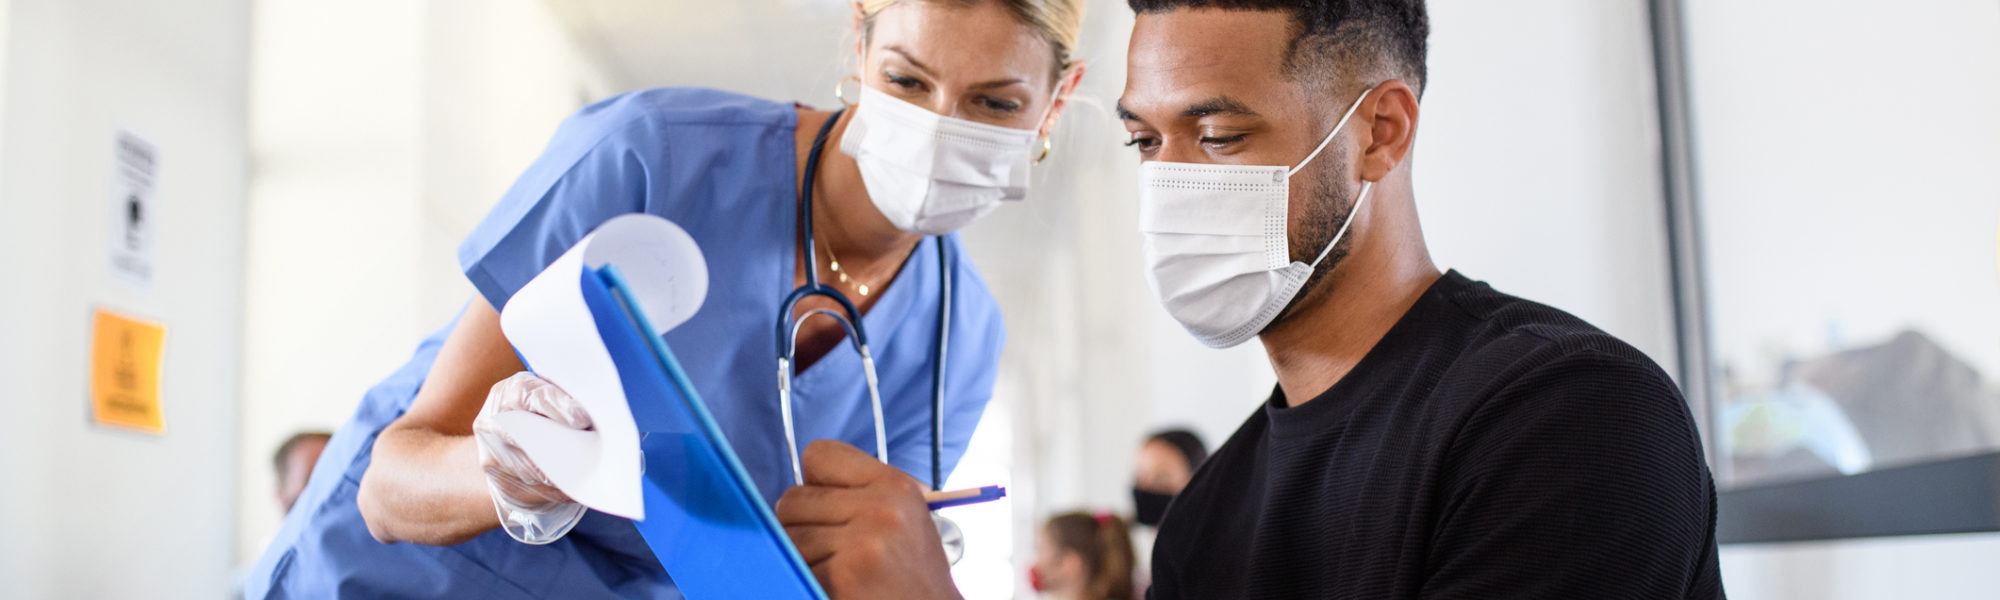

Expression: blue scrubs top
xmin=245 ymin=88 xmax=1005 ymax=599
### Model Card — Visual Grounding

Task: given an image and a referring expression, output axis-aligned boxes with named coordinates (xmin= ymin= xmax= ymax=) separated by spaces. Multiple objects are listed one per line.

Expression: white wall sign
xmin=109 ymin=130 xmax=158 ymax=286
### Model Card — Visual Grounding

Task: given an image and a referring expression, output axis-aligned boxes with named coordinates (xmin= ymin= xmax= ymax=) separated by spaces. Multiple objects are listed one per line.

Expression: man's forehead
xmin=1123 ymin=9 xmax=1297 ymax=117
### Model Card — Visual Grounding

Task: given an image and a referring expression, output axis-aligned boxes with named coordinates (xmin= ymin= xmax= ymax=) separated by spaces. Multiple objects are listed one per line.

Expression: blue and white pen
xmin=924 ymin=485 xmax=1007 ymax=510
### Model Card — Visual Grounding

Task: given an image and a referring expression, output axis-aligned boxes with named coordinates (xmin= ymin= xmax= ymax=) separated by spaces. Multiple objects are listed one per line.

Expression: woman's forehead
xmin=868 ymin=1 xmax=1060 ymax=84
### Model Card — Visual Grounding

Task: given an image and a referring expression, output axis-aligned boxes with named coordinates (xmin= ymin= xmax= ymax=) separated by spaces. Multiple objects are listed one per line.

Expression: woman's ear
xmin=1041 ymin=61 xmax=1088 ymax=139
xmin=1356 ymin=78 xmax=1419 ymax=183
xmin=849 ymin=2 xmax=868 ymax=70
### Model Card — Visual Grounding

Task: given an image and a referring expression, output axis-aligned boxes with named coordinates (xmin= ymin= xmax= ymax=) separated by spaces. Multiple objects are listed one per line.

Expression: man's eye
xmin=1199 ymin=134 xmax=1247 ymax=147
xmin=1124 ymin=136 xmax=1160 ymax=151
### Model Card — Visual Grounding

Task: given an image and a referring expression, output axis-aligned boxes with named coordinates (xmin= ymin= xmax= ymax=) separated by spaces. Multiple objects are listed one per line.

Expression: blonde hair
xmin=860 ymin=0 xmax=1085 ymax=70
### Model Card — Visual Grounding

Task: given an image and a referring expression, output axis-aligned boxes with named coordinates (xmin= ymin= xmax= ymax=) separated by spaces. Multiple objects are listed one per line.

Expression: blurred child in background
xmin=1031 ymin=511 xmax=1138 ymax=600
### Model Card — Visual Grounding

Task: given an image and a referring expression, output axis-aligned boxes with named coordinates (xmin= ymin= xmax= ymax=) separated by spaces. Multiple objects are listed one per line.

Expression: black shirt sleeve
xmin=1423 ymin=346 xmax=1721 ymax=598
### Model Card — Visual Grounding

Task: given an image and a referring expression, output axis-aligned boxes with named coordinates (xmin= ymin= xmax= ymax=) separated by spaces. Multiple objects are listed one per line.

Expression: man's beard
xmin=1264 ymin=150 xmax=1360 ymax=331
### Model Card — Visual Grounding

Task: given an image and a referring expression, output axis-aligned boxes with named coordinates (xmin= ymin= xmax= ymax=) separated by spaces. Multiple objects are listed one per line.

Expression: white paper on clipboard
xmin=495 ymin=214 xmax=709 ymax=519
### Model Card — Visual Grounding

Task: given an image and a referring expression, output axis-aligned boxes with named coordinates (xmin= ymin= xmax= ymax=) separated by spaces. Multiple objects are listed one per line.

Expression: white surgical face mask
xmin=1138 ymin=87 xmax=1377 ymax=348
xmin=839 ymin=85 xmax=1044 ymax=235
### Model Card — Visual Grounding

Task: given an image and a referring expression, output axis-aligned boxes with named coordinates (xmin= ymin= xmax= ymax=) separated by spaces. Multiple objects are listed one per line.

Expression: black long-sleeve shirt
xmin=1149 ymin=271 xmax=1724 ymax=599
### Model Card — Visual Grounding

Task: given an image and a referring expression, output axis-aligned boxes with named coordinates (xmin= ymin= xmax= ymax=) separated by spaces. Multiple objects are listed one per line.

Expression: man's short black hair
xmin=1126 ymin=0 xmax=1428 ymax=96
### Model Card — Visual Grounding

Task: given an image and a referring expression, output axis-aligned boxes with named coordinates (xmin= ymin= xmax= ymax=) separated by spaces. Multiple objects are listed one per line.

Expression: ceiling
xmin=544 ymin=0 xmax=856 ymax=102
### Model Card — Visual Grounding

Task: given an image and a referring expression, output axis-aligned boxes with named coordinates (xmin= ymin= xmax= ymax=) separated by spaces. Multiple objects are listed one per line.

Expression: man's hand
xmin=777 ymin=440 xmax=962 ymax=600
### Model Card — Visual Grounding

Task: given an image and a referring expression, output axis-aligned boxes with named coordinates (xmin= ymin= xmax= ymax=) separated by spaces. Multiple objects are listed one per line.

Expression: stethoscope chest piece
xmin=933 ymin=512 xmax=966 ymax=565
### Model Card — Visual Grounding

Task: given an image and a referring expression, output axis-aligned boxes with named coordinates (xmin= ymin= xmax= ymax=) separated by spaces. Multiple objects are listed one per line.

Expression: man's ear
xmin=1041 ymin=61 xmax=1089 ymax=139
xmin=1356 ymin=79 xmax=1420 ymax=182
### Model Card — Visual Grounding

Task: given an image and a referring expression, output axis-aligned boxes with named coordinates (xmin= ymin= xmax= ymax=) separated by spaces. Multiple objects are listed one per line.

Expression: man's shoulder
xmin=1438 ymin=272 xmax=1667 ymax=378
xmin=1425 ymin=272 xmax=1682 ymax=420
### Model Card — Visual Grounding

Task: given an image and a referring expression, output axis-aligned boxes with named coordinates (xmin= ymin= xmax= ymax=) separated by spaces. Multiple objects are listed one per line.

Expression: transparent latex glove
xmin=472 ymin=371 xmax=592 ymax=544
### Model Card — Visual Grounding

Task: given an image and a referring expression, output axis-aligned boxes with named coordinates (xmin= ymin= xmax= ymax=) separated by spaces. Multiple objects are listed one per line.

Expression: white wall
xmin=236 ymin=0 xmax=611 ymax=562
xmin=1418 ymin=0 xmax=1679 ymax=370
xmin=0 ymin=0 xmax=249 ymax=597
xmin=1723 ymin=532 xmax=2000 ymax=599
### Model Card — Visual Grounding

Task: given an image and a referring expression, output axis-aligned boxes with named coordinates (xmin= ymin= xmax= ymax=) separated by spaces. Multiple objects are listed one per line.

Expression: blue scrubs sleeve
xmin=458 ymin=99 xmax=663 ymax=309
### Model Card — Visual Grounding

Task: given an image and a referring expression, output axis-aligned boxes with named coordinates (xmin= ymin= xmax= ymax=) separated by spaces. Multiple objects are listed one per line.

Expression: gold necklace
xmin=821 ymin=236 xmax=878 ymax=297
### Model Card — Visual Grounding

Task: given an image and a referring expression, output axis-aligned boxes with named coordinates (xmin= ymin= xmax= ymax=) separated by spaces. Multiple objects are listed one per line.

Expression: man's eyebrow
xmin=1116 ymin=96 xmax=1260 ymax=123
xmin=1116 ymin=101 xmax=1141 ymax=121
xmin=1182 ymin=96 xmax=1257 ymax=118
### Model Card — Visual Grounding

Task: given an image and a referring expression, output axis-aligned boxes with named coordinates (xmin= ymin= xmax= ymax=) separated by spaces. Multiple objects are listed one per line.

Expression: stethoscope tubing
xmin=777 ymin=107 xmax=951 ymax=492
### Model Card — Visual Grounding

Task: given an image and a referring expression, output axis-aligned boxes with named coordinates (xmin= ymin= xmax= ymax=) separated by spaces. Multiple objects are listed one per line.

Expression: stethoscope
xmin=776 ymin=107 xmax=966 ymax=563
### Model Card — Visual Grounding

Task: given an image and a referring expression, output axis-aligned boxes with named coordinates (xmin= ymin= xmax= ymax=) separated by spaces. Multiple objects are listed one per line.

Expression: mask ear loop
xmin=779 ymin=308 xmax=889 ymax=485
xmin=1305 ymin=181 xmax=1374 ymax=269
xmin=1291 ymin=85 xmax=1381 ymax=269
xmin=1287 ymin=84 xmax=1378 ymax=177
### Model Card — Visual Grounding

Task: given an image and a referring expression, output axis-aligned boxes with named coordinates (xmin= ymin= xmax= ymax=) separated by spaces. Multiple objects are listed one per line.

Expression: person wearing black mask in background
xmin=1129 ymin=429 xmax=1206 ymax=593
xmin=1131 ymin=429 xmax=1207 ymax=528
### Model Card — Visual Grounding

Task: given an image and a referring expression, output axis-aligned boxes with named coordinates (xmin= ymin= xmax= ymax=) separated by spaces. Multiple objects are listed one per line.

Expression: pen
xmin=923 ymin=485 xmax=1007 ymax=510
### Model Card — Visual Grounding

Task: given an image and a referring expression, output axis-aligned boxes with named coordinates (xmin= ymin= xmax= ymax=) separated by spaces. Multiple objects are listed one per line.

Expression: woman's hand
xmin=776 ymin=441 xmax=963 ymax=600
xmin=472 ymin=371 xmax=591 ymax=544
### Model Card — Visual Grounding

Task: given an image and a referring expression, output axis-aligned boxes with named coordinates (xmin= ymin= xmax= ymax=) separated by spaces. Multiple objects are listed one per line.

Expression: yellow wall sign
xmin=90 ymin=308 xmax=166 ymax=434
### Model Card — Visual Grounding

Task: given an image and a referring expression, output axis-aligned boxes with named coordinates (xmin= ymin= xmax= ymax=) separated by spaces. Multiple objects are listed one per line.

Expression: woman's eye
xmin=977 ymin=96 xmax=1022 ymax=113
xmin=886 ymin=74 xmax=924 ymax=91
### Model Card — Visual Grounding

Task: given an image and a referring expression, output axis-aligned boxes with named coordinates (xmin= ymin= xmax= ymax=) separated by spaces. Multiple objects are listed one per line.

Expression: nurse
xmin=244 ymin=0 xmax=1088 ymax=597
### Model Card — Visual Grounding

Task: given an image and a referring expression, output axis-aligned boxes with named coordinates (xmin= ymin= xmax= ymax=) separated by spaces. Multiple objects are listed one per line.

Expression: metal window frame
xmin=1646 ymin=0 xmax=2000 ymax=545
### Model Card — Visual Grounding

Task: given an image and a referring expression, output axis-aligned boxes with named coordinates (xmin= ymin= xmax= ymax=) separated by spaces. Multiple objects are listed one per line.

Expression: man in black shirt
xmin=775 ymin=0 xmax=1724 ymax=598
xmin=1115 ymin=1 xmax=1724 ymax=597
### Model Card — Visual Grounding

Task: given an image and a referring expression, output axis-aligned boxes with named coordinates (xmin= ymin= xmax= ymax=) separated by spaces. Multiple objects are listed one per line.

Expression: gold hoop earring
xmin=833 ymin=75 xmax=861 ymax=107
xmin=1034 ymin=135 xmax=1053 ymax=164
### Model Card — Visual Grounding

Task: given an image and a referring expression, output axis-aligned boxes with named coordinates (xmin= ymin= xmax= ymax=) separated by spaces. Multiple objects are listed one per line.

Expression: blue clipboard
xmin=575 ymin=263 xmax=828 ymax=599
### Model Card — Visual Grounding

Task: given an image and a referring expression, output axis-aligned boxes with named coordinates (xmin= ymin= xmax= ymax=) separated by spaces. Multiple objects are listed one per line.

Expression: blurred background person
xmin=272 ymin=431 xmax=331 ymax=514
xmin=1131 ymin=428 xmax=1205 ymax=528
xmin=1031 ymin=511 xmax=1136 ymax=600
xmin=1129 ymin=428 xmax=1204 ymax=589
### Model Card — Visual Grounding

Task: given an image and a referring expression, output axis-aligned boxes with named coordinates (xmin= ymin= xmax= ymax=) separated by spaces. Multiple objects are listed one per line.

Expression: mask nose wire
xmin=1287 ymin=85 xmax=1379 ymax=178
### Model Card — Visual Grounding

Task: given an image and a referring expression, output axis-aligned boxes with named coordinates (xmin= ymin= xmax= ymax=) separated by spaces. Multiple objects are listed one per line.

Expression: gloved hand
xmin=472 ymin=371 xmax=593 ymax=544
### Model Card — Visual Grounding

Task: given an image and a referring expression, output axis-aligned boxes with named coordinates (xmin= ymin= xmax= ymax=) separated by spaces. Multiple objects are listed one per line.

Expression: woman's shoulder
xmin=550 ymin=87 xmax=799 ymax=155
xmin=584 ymin=87 xmax=799 ymax=127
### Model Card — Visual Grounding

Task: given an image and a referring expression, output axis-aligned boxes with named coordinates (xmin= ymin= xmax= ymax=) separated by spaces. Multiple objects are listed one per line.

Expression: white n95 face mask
xmin=1139 ymin=87 xmax=1377 ymax=348
xmin=840 ymin=85 xmax=1042 ymax=235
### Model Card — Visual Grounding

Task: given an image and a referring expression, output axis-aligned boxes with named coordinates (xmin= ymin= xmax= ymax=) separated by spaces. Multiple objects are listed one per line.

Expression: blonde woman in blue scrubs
xmin=244 ymin=1 xmax=1087 ymax=597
